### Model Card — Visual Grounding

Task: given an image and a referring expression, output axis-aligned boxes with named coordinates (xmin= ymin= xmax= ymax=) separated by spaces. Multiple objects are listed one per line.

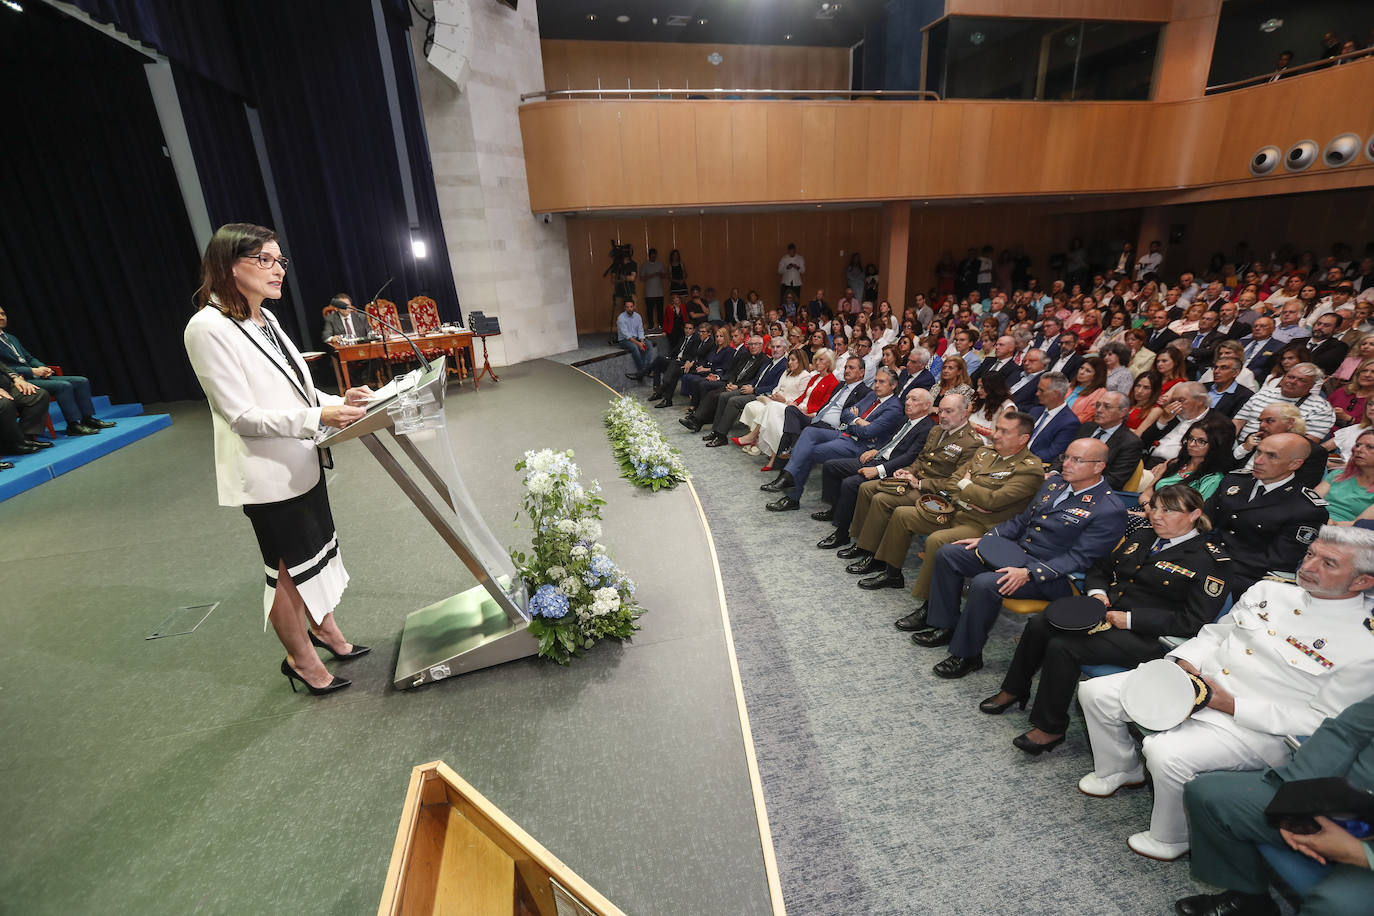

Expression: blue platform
xmin=0 ymin=395 xmax=171 ymax=502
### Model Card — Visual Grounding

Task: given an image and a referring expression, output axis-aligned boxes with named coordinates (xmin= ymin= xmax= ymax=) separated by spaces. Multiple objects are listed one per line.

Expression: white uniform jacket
xmin=1170 ymin=579 xmax=1374 ymax=743
xmin=184 ymin=305 xmax=343 ymax=507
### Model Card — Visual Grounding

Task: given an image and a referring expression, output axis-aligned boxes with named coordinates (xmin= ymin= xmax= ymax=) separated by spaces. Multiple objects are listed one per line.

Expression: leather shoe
xmin=932 ymin=654 xmax=983 ymax=679
xmin=1128 ymin=831 xmax=1190 ymax=862
xmin=765 ymin=496 xmax=800 ymax=512
xmin=859 ymin=568 xmax=905 ymax=589
xmin=0 ymin=461 xmax=12 ymax=470
xmin=679 ymin=417 xmax=703 ymax=432
xmin=760 ymin=471 xmax=794 ymax=493
xmin=836 ymin=544 xmax=869 ymax=560
xmin=654 ymin=399 xmax=673 ymax=408
xmin=82 ymin=417 xmax=116 ymax=429
xmin=846 ymin=554 xmax=880 ymax=575
xmin=1077 ymin=767 xmax=1147 ymax=798
xmin=910 ymin=626 xmax=954 ymax=647
xmin=66 ymin=424 xmax=99 ymax=436
xmin=8 ymin=443 xmax=42 ymax=454
xmin=1011 ymin=731 xmax=1065 ymax=755
xmin=704 ymin=435 xmax=727 ymax=447
xmin=24 ymin=438 xmax=54 ymax=449
xmin=816 ymin=530 xmax=847 ymax=550
xmin=1174 ymin=890 xmax=1278 ymax=916
xmin=810 ymin=507 xmax=835 ymax=522
xmin=978 ymin=691 xmax=1027 ymax=714
xmin=893 ymin=607 xmax=928 ymax=631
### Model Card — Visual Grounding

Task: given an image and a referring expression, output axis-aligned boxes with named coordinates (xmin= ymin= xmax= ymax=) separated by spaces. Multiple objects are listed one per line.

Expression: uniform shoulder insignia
xmin=1204 ymin=542 xmax=1231 ymax=561
xmin=1303 ymin=487 xmax=1328 ymax=506
xmin=1024 ymin=457 xmax=1040 ymax=466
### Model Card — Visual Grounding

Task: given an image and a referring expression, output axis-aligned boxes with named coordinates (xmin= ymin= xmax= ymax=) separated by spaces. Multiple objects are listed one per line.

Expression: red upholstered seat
xmin=407 ymin=296 xmax=440 ymax=335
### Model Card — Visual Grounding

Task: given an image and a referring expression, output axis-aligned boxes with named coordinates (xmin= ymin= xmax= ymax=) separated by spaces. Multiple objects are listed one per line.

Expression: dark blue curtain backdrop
xmin=0 ymin=3 xmax=202 ymax=404
xmin=3 ymin=0 xmax=459 ymax=401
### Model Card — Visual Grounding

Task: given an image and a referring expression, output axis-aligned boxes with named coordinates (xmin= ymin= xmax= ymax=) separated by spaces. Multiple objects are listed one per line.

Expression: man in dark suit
xmin=1304 ymin=312 xmax=1350 ymax=376
xmin=1143 ymin=310 xmax=1180 ymax=355
xmin=763 ymin=367 xmax=904 ymax=510
xmin=1183 ymin=311 xmax=1228 ymax=376
xmin=1070 ymin=392 xmax=1144 ymax=490
xmin=0 ymin=306 xmax=114 ymax=436
xmin=1009 ymin=350 xmax=1047 ymax=412
xmin=1026 ymin=372 xmax=1081 ymax=463
xmin=674 ymin=327 xmax=738 ymax=407
xmin=704 ymin=338 xmax=790 ymax=445
xmin=774 ymin=355 xmax=869 ymax=455
xmin=894 ymin=348 xmax=936 ymax=399
xmin=1032 ymin=317 xmax=1063 ymax=356
xmin=1046 ymin=330 xmax=1083 ymax=380
xmin=647 ymin=321 xmax=704 ymax=399
xmin=806 ymin=289 xmax=829 ymax=323
xmin=680 ymin=335 xmax=765 ymax=430
xmin=1238 ymin=316 xmax=1283 ymax=378
xmin=971 ymin=335 xmax=1023 ymax=388
xmin=814 ymin=388 xmax=936 ymax=547
xmin=1203 ymin=432 xmax=1330 ymax=596
xmin=1203 ymin=355 xmax=1254 ymax=420
xmin=721 ymin=288 xmax=748 ymax=324
xmin=1214 ymin=300 xmax=1251 ymax=341
xmin=910 ymin=437 xmax=1128 ymax=678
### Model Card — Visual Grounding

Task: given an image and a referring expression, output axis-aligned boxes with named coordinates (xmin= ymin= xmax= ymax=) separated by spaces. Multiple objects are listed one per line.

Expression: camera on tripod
xmin=609 ymin=239 xmax=633 ymax=261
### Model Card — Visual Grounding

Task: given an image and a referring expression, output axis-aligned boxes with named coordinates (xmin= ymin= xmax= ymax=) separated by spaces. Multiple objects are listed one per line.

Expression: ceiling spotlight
xmin=1260 ymin=18 xmax=1283 ymax=33
xmin=651 ymin=16 xmax=658 ymax=24
xmin=697 ymin=18 xmax=707 ymax=25
xmin=411 ymin=237 xmax=428 ymax=259
xmin=585 ymin=13 xmax=596 ymax=21
xmin=1 ymin=0 xmax=22 ymax=11
xmin=616 ymin=14 xmax=629 ymax=23
xmin=784 ymin=33 xmax=792 ymax=40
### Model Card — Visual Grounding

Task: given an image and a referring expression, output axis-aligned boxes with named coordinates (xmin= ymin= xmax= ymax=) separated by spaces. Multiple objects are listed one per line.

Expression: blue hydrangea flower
xmin=590 ymin=555 xmax=616 ymax=579
xmin=651 ymin=465 xmax=669 ymax=479
xmin=529 ymin=584 xmax=570 ymax=619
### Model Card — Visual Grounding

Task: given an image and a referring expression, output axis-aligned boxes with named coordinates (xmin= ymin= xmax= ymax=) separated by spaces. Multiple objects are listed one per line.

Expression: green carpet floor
xmin=0 ymin=361 xmax=773 ymax=915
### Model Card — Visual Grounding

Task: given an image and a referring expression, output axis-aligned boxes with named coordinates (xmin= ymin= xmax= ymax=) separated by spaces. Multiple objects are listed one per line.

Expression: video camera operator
xmin=604 ymin=240 xmax=637 ymax=344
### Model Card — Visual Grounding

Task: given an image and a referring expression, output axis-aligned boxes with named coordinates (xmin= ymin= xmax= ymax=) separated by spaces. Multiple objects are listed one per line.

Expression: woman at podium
xmin=184 ymin=223 xmax=374 ymax=696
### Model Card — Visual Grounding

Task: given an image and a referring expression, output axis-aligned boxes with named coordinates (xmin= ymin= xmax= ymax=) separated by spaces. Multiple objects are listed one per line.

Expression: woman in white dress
xmin=735 ymin=348 xmax=816 ymax=454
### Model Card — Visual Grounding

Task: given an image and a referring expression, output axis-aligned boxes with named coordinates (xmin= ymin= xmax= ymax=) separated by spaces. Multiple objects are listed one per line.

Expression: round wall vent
xmin=1249 ymin=146 xmax=1281 ymax=176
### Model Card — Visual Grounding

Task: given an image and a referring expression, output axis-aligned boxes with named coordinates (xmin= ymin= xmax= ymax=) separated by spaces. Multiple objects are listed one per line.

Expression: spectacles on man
xmin=244 ymin=253 xmax=290 ymax=271
xmin=1062 ymin=455 xmax=1105 ymax=465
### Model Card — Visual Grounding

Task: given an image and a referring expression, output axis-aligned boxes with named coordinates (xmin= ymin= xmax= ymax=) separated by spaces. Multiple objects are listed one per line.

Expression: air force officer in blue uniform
xmin=910 ymin=436 xmax=1128 ymax=678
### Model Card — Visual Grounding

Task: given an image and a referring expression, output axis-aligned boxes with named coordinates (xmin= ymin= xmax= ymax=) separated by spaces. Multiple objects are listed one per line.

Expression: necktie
xmin=1031 ymin=411 xmax=1050 ymax=442
xmin=1053 ymin=487 xmax=1073 ymax=507
xmin=1150 ymin=539 xmax=1166 ymax=555
xmin=1250 ymin=481 xmax=1266 ymax=501
xmin=1096 ymin=427 xmax=1111 ymax=441
xmin=878 ymin=420 xmax=913 ymax=460
xmin=858 ymin=399 xmax=880 ymax=420
xmin=1194 ymin=333 xmax=1206 ymax=347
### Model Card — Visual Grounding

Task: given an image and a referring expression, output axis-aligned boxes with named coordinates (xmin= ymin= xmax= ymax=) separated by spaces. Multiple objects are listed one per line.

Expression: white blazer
xmin=184 ymin=305 xmax=343 ymax=507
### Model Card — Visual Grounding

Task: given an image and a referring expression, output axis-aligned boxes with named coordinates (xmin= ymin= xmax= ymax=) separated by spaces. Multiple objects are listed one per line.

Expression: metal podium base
xmin=394 ymin=585 xmax=538 ymax=689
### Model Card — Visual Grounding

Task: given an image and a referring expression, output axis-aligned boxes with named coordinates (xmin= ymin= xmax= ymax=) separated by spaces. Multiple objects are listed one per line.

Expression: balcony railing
xmin=1205 ymin=47 xmax=1374 ymax=94
xmin=519 ymin=88 xmax=942 ymax=103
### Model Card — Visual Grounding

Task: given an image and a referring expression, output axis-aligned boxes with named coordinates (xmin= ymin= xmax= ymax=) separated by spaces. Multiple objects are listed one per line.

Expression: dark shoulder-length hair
xmin=1160 ymin=415 xmax=1236 ymax=484
xmin=196 ymin=222 xmax=277 ymax=321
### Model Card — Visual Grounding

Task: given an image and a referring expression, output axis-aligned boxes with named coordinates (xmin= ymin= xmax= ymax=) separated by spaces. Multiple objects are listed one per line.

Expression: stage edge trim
xmin=567 ymin=364 xmax=787 ymax=916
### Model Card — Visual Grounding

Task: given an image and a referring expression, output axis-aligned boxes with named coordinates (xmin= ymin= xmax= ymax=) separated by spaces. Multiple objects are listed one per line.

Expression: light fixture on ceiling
xmin=616 ymin=14 xmax=629 ymax=23
xmin=585 ymin=13 xmax=596 ymax=21
xmin=412 ymin=237 xmax=428 ymax=259
xmin=784 ymin=33 xmax=793 ymax=40
xmin=697 ymin=17 xmax=707 ymax=25
xmin=1 ymin=0 xmax=22 ymax=12
xmin=651 ymin=17 xmax=658 ymax=24
xmin=1260 ymin=18 xmax=1283 ymax=33
xmin=708 ymin=51 xmax=723 ymax=65
xmin=969 ymin=31 xmax=985 ymax=45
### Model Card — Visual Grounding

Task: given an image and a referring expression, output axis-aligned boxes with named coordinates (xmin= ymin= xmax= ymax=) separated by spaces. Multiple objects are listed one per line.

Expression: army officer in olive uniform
xmin=981 ymin=484 xmax=1231 ymax=755
xmin=849 ymin=411 xmax=1043 ymax=601
xmin=838 ymin=392 xmax=982 ymax=568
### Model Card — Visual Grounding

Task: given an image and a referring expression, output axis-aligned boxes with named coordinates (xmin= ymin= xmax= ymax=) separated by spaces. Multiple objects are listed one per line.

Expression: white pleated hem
xmin=261 ymin=551 xmax=350 ymax=630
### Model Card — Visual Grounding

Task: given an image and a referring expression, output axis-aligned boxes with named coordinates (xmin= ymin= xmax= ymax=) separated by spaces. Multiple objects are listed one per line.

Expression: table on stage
xmin=329 ymin=330 xmax=475 ymax=390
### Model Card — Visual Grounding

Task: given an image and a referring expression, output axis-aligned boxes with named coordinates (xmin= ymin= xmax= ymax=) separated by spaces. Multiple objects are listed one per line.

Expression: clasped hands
xmin=1280 ymin=817 xmax=1371 ymax=868
xmin=954 ymin=536 xmax=1029 ymax=595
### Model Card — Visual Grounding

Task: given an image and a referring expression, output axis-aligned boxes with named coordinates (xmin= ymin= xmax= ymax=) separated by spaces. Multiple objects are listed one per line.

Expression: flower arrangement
xmin=604 ymin=396 xmax=689 ymax=491
xmin=510 ymin=449 xmax=643 ymax=664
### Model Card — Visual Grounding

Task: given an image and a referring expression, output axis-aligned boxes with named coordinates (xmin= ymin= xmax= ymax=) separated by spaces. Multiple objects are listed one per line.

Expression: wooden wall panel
xmin=694 ymin=105 xmax=733 ymax=205
xmin=617 ymin=105 xmax=662 ymax=204
xmin=518 ymin=103 xmax=588 ymax=211
xmin=763 ymin=105 xmax=802 ymax=201
xmin=539 ymin=41 xmax=849 ymax=94
xmin=656 ymin=103 xmax=699 ymax=204
xmin=800 ymin=106 xmax=837 ymax=199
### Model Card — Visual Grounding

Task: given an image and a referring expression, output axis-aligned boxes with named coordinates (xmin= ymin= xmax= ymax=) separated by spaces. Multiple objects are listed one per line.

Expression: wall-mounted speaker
xmin=1366 ymin=134 xmax=1374 ymax=164
xmin=1249 ymin=146 xmax=1281 ymax=176
xmin=1323 ymin=133 xmax=1361 ymax=168
xmin=1283 ymin=140 xmax=1319 ymax=172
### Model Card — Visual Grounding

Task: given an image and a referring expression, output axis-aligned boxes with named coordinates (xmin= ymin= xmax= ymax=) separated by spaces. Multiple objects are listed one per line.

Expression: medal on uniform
xmin=1313 ymin=638 xmax=1326 ymax=649
xmin=1226 ymin=485 xmax=1241 ymax=495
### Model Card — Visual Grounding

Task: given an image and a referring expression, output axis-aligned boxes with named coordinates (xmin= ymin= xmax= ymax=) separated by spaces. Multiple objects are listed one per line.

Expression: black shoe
xmin=894 ymin=607 xmax=929 ymax=631
xmin=280 ymin=658 xmax=351 ymax=695
xmin=66 ymin=424 xmax=99 ymax=436
xmin=0 ymin=461 xmax=12 ymax=470
xmin=760 ymin=471 xmax=794 ymax=493
xmin=679 ymin=418 xmax=703 ymax=432
xmin=1174 ymin=891 xmax=1279 ymax=916
xmin=308 ymin=630 xmax=372 ymax=661
xmin=705 ymin=435 xmax=728 ymax=447
xmin=846 ymin=554 xmax=881 ymax=575
xmin=24 ymin=438 xmax=54 ymax=449
xmin=625 ymin=371 xmax=644 ymax=380
xmin=836 ymin=544 xmax=869 ymax=560
xmin=816 ymin=530 xmax=848 ymax=550
xmin=82 ymin=417 xmax=116 ymax=429
xmin=646 ymin=390 xmax=662 ymax=401
xmin=654 ymin=399 xmax=673 ymax=408
xmin=1012 ymin=732 xmax=1065 ymax=756
xmin=7 ymin=443 xmax=42 ymax=455
xmin=859 ymin=568 xmax=905 ymax=589
xmin=766 ymin=496 xmax=800 ymax=512
xmin=932 ymin=654 xmax=983 ymax=679
xmin=811 ymin=507 xmax=835 ymax=522
xmin=979 ymin=692 xmax=1028 ymax=714
xmin=910 ymin=627 xmax=954 ymax=647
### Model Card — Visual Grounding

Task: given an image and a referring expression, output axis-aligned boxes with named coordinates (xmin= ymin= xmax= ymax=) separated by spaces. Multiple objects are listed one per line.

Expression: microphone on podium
xmin=342 ymin=278 xmax=431 ymax=373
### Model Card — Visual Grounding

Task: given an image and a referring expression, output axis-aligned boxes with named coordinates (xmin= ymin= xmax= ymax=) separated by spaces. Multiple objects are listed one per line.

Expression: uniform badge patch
xmin=1226 ymin=485 xmax=1241 ymax=496
xmin=1081 ymin=495 xmax=1093 ymax=503
xmin=1123 ymin=542 xmax=1139 ymax=555
xmin=1297 ymin=526 xmax=1319 ymax=544
xmin=1155 ymin=561 xmax=1197 ymax=578
xmin=1204 ymin=576 xmax=1224 ymax=597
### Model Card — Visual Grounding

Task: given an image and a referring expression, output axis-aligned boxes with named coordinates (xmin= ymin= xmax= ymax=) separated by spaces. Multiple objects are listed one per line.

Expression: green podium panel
xmin=395 ymin=585 xmax=538 ymax=689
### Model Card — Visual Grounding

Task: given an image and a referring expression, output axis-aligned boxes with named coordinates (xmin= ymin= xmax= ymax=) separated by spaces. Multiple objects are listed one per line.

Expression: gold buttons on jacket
xmin=1293 ymin=609 xmax=1302 ymax=615
xmin=1268 ymin=629 xmax=1277 ymax=636
xmin=1221 ymin=668 xmax=1230 ymax=675
xmin=1245 ymin=648 xmax=1254 ymax=655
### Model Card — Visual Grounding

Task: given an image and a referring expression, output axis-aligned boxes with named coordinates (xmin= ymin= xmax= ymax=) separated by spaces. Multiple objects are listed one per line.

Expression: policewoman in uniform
xmin=980 ymin=484 xmax=1231 ymax=755
xmin=911 ymin=436 xmax=1128 ymax=679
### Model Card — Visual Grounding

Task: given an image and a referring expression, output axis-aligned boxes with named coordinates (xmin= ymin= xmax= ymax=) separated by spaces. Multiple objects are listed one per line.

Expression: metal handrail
xmin=519 ymin=87 xmax=941 ymax=102
xmin=1204 ymin=47 xmax=1374 ymax=94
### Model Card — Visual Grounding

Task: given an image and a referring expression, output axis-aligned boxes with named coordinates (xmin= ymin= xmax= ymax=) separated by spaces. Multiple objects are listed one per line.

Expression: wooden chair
xmin=406 ymin=296 xmax=440 ymax=335
xmin=365 ymin=298 xmax=410 ymax=384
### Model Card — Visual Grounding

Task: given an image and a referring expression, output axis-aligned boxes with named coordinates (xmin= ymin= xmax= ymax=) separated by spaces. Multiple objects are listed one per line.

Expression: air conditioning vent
xmin=665 ymin=14 xmax=690 ymax=27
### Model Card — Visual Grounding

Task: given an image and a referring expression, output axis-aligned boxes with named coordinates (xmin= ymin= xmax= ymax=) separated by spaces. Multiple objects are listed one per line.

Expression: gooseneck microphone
xmin=341 ymin=278 xmax=431 ymax=373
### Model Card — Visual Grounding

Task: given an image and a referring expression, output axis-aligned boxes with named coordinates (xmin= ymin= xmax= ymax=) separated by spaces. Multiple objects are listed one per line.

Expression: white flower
xmin=577 ymin=519 xmax=602 ymax=541
xmin=559 ymin=576 xmax=581 ymax=596
xmin=526 ymin=471 xmax=553 ymax=495
xmin=571 ymin=545 xmax=588 ymax=558
xmin=547 ymin=566 xmax=567 ymax=580
xmin=556 ymin=519 xmax=579 ymax=534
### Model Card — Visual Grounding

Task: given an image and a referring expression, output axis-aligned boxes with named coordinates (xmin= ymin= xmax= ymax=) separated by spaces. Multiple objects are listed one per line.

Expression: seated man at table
xmin=0 ymin=305 xmax=113 ymax=436
xmin=321 ymin=294 xmax=372 ymax=345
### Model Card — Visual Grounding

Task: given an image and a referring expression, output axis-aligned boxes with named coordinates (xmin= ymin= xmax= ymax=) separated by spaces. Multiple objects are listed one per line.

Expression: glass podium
xmin=319 ymin=357 xmax=536 ymax=688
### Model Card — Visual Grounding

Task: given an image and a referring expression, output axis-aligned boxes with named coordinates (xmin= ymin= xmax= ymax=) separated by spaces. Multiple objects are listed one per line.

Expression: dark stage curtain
xmin=0 ymin=3 xmax=203 ymax=404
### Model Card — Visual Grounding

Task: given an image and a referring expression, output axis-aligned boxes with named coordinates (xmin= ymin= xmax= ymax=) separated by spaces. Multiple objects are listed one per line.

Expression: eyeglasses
xmin=1062 ymin=455 xmax=1105 ymax=465
xmin=1184 ymin=436 xmax=1210 ymax=445
xmin=243 ymin=253 xmax=290 ymax=271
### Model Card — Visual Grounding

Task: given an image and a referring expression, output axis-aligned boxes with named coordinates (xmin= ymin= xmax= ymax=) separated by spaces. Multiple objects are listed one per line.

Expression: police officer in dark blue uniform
xmin=910 ymin=436 xmax=1128 ymax=678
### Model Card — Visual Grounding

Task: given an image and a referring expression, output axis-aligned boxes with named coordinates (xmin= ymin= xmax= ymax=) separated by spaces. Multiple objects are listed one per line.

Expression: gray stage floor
xmin=0 ymin=360 xmax=774 ymax=915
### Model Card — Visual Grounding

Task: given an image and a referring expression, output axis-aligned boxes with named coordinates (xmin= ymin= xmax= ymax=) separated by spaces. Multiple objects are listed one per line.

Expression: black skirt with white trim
xmin=242 ymin=477 xmax=349 ymax=627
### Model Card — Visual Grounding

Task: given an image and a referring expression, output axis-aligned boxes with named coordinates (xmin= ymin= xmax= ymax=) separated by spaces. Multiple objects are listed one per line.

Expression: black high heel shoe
xmin=308 ymin=629 xmax=371 ymax=660
xmin=281 ymin=658 xmax=351 ymax=695
xmin=1012 ymin=732 xmax=1065 ymax=756
xmin=978 ymin=692 xmax=1028 ymax=715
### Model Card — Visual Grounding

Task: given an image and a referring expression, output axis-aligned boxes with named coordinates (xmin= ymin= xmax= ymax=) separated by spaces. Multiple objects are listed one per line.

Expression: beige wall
xmin=520 ymin=59 xmax=1374 ymax=212
xmin=539 ymin=40 xmax=850 ymax=94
